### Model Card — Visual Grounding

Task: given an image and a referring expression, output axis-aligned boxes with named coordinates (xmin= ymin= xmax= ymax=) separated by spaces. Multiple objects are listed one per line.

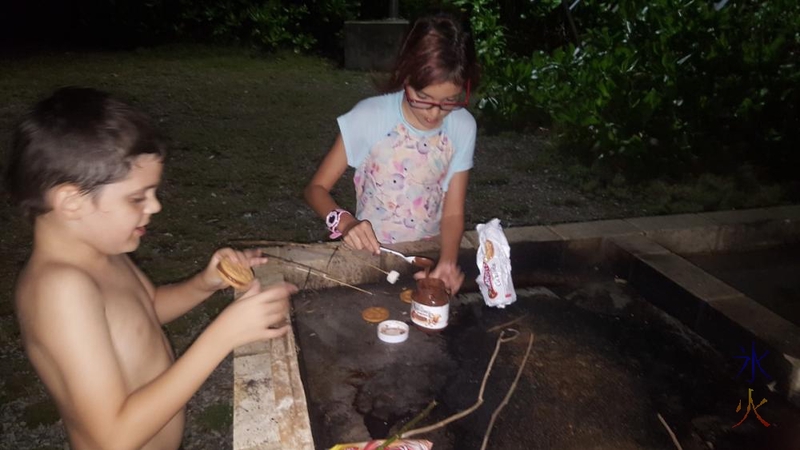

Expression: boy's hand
xmin=415 ymin=261 xmax=464 ymax=295
xmin=217 ymin=280 xmax=296 ymax=348
xmin=201 ymin=248 xmax=268 ymax=291
xmin=341 ymin=218 xmax=381 ymax=255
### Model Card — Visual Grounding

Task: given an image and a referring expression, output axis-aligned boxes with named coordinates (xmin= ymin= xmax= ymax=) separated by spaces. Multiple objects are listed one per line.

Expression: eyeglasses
xmin=404 ymin=81 xmax=470 ymax=111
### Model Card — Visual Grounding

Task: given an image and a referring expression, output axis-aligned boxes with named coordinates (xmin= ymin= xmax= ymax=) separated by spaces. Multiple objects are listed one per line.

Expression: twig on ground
xmin=376 ymin=400 xmax=438 ymax=450
xmin=363 ymin=262 xmax=390 ymax=275
xmin=230 ymin=240 xmax=329 ymax=249
xmin=401 ymin=329 xmax=522 ymax=438
xmin=480 ymin=332 xmax=535 ymax=450
xmin=657 ymin=413 xmax=684 ymax=450
xmin=259 ymin=251 xmax=373 ymax=295
xmin=487 ymin=315 xmax=529 ymax=333
xmin=287 ymin=266 xmax=373 ymax=295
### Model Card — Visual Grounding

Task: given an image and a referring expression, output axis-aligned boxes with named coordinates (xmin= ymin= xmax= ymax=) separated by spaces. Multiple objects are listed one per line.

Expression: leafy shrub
xmin=455 ymin=0 xmax=800 ymax=181
xmin=177 ymin=0 xmax=316 ymax=52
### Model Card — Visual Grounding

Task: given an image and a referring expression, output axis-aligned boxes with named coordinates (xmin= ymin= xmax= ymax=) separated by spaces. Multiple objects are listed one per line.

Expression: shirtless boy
xmin=4 ymin=87 xmax=295 ymax=450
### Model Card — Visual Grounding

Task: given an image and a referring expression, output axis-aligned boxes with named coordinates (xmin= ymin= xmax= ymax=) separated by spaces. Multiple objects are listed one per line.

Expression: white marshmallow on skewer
xmin=386 ymin=270 xmax=400 ymax=284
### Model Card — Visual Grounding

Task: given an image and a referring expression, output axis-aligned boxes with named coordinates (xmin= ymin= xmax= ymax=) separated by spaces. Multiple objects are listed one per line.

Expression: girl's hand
xmin=201 ymin=248 xmax=269 ymax=292
xmin=415 ymin=261 xmax=465 ymax=295
xmin=341 ymin=218 xmax=381 ymax=255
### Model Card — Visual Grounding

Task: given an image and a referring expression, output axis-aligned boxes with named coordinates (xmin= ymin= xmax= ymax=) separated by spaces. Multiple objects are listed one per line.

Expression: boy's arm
xmin=24 ymin=267 xmax=291 ymax=450
xmin=151 ymin=272 xmax=216 ymax=324
xmin=147 ymin=249 xmax=268 ymax=324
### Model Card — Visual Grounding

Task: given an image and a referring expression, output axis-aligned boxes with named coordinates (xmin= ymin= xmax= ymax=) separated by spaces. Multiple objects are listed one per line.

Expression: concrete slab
xmin=344 ymin=20 xmax=409 ymax=72
xmin=648 ymin=227 xmax=722 ymax=254
xmin=700 ymin=205 xmax=800 ymax=225
xmin=487 ymin=225 xmax=562 ymax=244
xmin=548 ymin=219 xmax=639 ymax=240
xmin=233 ymin=274 xmax=313 ymax=450
xmin=626 ymin=213 xmax=715 ymax=231
xmin=708 ymin=295 xmax=800 ymax=358
xmin=635 ymin=252 xmax=742 ymax=302
xmin=606 ymin=234 xmax=672 ymax=257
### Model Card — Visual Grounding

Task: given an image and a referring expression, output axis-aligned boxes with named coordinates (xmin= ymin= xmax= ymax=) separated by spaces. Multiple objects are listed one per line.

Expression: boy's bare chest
xmin=98 ymin=259 xmax=174 ymax=380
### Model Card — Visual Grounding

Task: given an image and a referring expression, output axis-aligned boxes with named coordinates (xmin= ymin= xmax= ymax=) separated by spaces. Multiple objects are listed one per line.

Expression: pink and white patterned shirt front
xmin=338 ymin=91 xmax=476 ymax=244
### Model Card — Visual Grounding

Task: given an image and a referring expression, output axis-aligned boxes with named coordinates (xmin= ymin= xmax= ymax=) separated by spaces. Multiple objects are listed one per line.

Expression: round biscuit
xmin=217 ymin=258 xmax=254 ymax=290
xmin=399 ymin=289 xmax=414 ymax=304
xmin=361 ymin=306 xmax=390 ymax=323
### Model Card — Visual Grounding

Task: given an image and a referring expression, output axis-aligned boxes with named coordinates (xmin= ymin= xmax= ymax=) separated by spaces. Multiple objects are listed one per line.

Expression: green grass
xmin=198 ymin=402 xmax=234 ymax=432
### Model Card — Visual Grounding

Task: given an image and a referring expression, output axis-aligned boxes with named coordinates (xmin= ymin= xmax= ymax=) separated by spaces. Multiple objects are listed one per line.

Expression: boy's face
xmin=79 ymin=154 xmax=163 ymax=255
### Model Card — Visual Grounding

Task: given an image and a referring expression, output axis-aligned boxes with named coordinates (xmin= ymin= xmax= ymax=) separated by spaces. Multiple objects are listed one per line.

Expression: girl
xmin=304 ymin=13 xmax=480 ymax=294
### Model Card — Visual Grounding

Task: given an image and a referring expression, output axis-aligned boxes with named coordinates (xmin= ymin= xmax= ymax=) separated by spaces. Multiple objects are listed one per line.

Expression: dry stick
xmin=231 ymin=240 xmax=330 ymax=249
xmin=321 ymin=243 xmax=342 ymax=293
xmin=480 ymin=332 xmax=535 ymax=450
xmin=259 ymin=251 xmax=373 ymax=295
xmin=363 ymin=261 xmax=390 ymax=275
xmin=339 ymin=248 xmax=392 ymax=275
xmin=657 ymin=413 xmax=684 ymax=450
xmin=375 ymin=400 xmax=438 ymax=450
xmin=288 ymin=266 xmax=373 ymax=295
xmin=486 ymin=314 xmax=530 ymax=333
xmin=401 ymin=329 xmax=521 ymax=438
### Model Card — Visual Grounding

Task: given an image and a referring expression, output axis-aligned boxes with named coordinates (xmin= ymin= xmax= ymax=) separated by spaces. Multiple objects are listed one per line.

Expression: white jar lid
xmin=377 ymin=320 xmax=409 ymax=343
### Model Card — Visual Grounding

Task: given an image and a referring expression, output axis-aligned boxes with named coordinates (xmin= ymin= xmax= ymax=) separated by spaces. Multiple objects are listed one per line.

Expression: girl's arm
xmin=304 ymin=134 xmax=381 ymax=254
xmin=431 ymin=170 xmax=470 ymax=293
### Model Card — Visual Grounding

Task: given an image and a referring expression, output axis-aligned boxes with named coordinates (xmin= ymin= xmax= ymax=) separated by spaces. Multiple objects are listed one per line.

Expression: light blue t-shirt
xmin=336 ymin=91 xmax=476 ymax=243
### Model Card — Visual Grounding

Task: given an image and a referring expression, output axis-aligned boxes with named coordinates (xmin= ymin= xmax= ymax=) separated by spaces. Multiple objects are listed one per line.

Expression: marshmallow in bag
xmin=475 ymin=218 xmax=517 ymax=308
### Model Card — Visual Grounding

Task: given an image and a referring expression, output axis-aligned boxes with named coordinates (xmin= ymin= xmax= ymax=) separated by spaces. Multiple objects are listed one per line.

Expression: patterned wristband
xmin=325 ymin=209 xmax=352 ymax=239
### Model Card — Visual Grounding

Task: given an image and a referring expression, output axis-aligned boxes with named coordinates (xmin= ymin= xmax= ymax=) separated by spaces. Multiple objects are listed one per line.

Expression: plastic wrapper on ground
xmin=475 ymin=218 xmax=517 ymax=308
xmin=328 ymin=439 xmax=433 ymax=450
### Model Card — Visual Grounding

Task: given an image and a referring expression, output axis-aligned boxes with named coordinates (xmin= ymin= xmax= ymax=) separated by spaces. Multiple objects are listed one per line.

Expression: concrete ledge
xmin=549 ymin=219 xmax=640 ymax=240
xmin=629 ymin=205 xmax=800 ymax=254
xmin=604 ymin=230 xmax=800 ymax=406
xmin=233 ymin=271 xmax=313 ymax=450
xmin=344 ymin=20 xmax=409 ymax=71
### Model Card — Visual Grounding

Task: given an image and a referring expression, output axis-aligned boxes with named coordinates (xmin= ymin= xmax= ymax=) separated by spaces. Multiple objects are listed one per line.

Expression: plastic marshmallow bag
xmin=329 ymin=439 xmax=433 ymax=450
xmin=475 ymin=218 xmax=517 ymax=308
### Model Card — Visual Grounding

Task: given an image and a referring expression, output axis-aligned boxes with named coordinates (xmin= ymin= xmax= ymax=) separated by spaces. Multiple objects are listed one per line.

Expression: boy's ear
xmin=51 ymin=184 xmax=89 ymax=219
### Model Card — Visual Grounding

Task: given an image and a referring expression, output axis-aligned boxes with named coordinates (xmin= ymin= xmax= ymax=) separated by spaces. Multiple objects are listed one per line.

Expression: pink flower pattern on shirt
xmin=353 ymin=123 xmax=453 ymax=244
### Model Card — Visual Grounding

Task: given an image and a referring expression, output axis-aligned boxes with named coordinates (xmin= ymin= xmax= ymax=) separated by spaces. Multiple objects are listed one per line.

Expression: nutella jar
xmin=410 ymin=277 xmax=449 ymax=332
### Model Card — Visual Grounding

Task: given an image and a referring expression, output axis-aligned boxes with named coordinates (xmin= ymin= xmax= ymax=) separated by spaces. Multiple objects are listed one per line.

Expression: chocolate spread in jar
xmin=410 ymin=277 xmax=449 ymax=332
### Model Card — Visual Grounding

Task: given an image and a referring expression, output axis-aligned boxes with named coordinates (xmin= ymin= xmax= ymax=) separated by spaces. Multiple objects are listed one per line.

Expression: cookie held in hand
xmin=217 ymin=258 xmax=255 ymax=290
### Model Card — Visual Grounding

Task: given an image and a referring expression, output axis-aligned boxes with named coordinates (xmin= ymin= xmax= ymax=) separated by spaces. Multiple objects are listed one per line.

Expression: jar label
xmin=410 ymin=302 xmax=449 ymax=330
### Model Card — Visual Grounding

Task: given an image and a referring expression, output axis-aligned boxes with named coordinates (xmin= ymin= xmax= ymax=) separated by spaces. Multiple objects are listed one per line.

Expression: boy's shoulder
xmin=16 ymin=258 xmax=103 ymax=319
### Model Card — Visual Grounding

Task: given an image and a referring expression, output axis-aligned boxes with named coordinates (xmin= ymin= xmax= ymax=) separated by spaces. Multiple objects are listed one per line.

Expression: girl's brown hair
xmin=383 ymin=14 xmax=480 ymax=94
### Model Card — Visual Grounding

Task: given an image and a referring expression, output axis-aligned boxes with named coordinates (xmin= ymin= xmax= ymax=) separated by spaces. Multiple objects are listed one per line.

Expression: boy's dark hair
xmin=4 ymin=86 xmax=166 ymax=220
xmin=384 ymin=14 xmax=480 ymax=93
